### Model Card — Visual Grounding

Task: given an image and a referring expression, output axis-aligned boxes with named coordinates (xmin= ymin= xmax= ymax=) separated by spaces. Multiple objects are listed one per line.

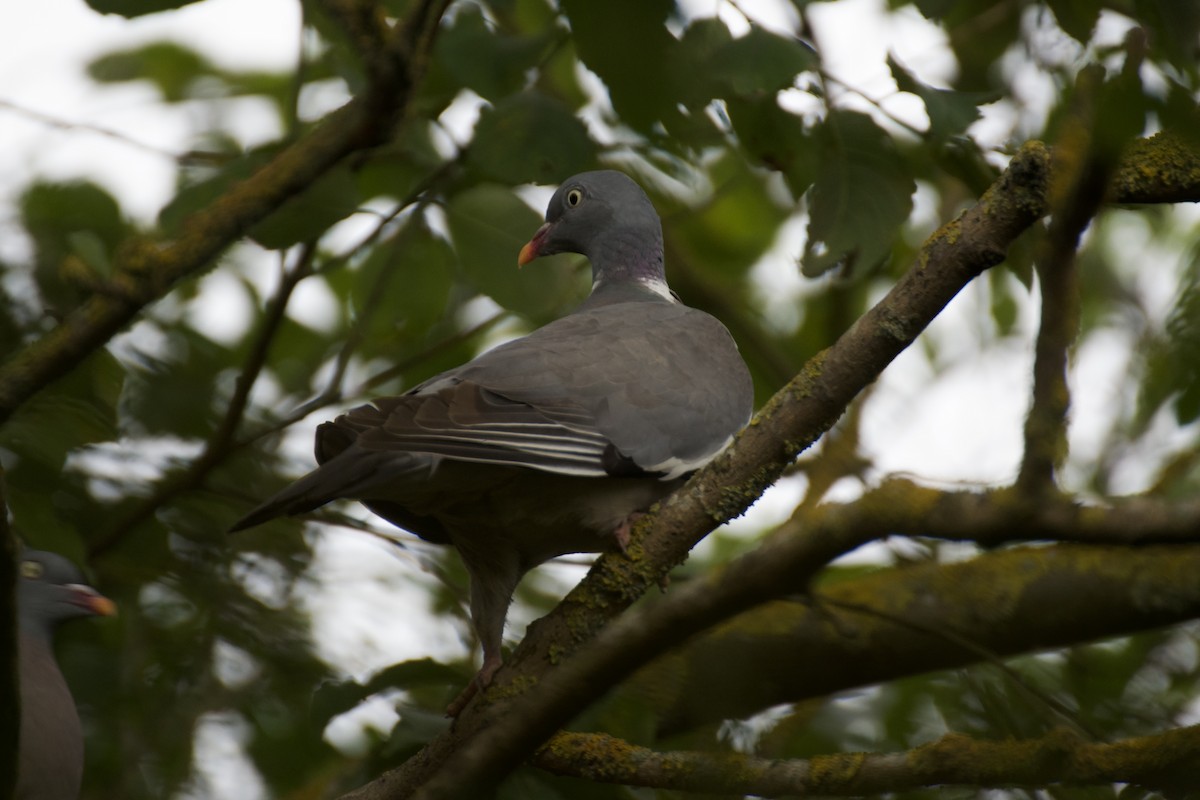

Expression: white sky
xmin=2 ymin=0 xmax=1196 ymax=795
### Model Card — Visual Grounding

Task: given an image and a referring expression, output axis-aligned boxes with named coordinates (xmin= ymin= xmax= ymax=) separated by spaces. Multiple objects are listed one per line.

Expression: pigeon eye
xmin=20 ymin=560 xmax=43 ymax=579
xmin=565 ymin=188 xmax=583 ymax=207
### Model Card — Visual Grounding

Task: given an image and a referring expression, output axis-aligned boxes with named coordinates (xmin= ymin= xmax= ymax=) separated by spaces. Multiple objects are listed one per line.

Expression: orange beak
xmin=69 ymin=584 xmax=117 ymax=617
xmin=518 ymin=222 xmax=552 ymax=267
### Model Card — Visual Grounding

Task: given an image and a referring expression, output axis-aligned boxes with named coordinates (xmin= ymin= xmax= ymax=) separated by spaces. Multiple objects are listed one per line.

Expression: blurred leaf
xmin=313 ymin=658 xmax=462 ymax=726
xmin=435 ymin=6 xmax=552 ymax=102
xmin=1045 ymin=0 xmax=1101 ymax=43
xmin=672 ymin=17 xmax=735 ymax=109
xmin=560 ymin=0 xmax=676 ymax=130
xmin=249 ymin=165 xmax=361 ymax=250
xmin=888 ymin=54 xmax=997 ymax=139
xmin=356 ymin=122 xmax=445 ymax=203
xmin=802 ymin=110 xmax=915 ymax=276
xmin=445 ymin=184 xmax=585 ymax=319
xmin=20 ymin=180 xmax=128 ymax=314
xmin=120 ymin=326 xmax=243 ymax=438
xmin=1 ymin=349 xmax=123 ymax=473
xmin=351 ymin=217 xmax=456 ymax=356
xmin=83 ymin=0 xmax=203 ymax=15
xmin=88 ymin=41 xmax=213 ymax=101
xmin=467 ymin=91 xmax=597 ymax=185
xmin=710 ymin=25 xmax=816 ymax=96
xmin=672 ymin=155 xmax=790 ymax=283
xmin=726 ymin=95 xmax=817 ymax=198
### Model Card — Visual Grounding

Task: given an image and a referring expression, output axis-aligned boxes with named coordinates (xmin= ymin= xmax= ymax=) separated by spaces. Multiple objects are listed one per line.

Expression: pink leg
xmin=446 ymin=651 xmax=504 ymax=718
xmin=612 ymin=511 xmax=645 ymax=553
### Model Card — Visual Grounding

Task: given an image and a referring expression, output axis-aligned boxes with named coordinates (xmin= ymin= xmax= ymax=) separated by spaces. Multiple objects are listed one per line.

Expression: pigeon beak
xmin=67 ymin=584 xmax=117 ymax=617
xmin=518 ymin=222 xmax=553 ymax=267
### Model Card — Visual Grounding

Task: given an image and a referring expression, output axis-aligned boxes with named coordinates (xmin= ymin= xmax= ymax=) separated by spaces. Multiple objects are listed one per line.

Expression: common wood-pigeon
xmin=16 ymin=548 xmax=115 ymax=799
xmin=232 ymin=171 xmax=754 ymax=711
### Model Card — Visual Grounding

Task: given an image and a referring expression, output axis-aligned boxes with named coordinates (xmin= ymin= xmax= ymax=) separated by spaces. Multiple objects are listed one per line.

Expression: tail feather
xmin=229 ymin=467 xmax=340 ymax=532
xmin=229 ymin=447 xmax=420 ymax=533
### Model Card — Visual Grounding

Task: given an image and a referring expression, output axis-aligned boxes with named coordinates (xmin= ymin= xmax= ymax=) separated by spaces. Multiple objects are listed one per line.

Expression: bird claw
xmin=612 ymin=511 xmax=645 ymax=554
xmin=445 ymin=652 xmax=504 ymax=717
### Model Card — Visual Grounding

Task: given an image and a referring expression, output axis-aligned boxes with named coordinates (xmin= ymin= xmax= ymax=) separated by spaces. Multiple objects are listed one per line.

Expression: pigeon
xmin=16 ymin=548 xmax=116 ymax=800
xmin=231 ymin=170 xmax=753 ymax=711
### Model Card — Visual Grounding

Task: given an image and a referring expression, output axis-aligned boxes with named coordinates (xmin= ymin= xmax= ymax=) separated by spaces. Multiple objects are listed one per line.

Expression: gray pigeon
xmin=232 ymin=171 xmax=753 ymax=711
xmin=16 ymin=548 xmax=115 ymax=800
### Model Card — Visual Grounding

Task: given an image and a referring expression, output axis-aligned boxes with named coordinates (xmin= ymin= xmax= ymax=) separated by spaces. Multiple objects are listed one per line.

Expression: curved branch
xmin=534 ymin=725 xmax=1200 ymax=796
xmin=630 ymin=535 xmax=1200 ymax=734
xmin=344 ymin=134 xmax=1200 ymax=799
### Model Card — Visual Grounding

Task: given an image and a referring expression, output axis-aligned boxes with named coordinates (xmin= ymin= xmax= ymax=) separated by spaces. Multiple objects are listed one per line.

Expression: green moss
xmin=806 ymin=751 xmax=867 ymax=789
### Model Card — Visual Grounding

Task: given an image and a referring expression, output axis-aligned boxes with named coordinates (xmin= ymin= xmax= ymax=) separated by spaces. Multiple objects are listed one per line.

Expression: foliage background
xmin=1 ymin=0 xmax=1199 ymax=797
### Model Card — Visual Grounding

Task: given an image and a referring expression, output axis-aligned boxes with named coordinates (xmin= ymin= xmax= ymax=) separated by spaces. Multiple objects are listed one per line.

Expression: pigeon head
xmin=17 ymin=549 xmax=116 ymax=640
xmin=519 ymin=171 xmax=667 ymax=291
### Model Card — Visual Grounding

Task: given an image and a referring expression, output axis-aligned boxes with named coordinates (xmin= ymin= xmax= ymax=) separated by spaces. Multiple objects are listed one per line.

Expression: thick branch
xmin=632 ymin=537 xmax=1200 ymax=734
xmin=534 ymin=725 xmax=1200 ymax=796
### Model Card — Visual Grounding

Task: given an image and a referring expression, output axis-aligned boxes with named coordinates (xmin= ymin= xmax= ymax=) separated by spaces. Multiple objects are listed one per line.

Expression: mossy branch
xmin=630 ymin=535 xmax=1200 ymax=734
xmin=534 ymin=725 xmax=1200 ymax=796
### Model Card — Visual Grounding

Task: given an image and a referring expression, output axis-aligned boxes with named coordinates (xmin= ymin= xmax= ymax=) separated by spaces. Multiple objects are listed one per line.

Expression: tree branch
xmin=534 ymin=725 xmax=1200 ymax=796
xmin=340 ymin=134 xmax=1200 ymax=799
xmin=0 ymin=0 xmax=452 ymax=426
xmin=629 ymin=534 xmax=1200 ymax=734
xmin=1018 ymin=67 xmax=1116 ymax=491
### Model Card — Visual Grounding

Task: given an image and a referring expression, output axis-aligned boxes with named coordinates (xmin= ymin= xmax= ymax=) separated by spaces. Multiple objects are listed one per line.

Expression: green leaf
xmin=802 ymin=110 xmax=915 ymax=277
xmin=1 ymin=349 xmax=124 ymax=472
xmin=82 ymin=0 xmax=203 ymax=16
xmin=560 ymin=0 xmax=676 ymax=130
xmin=351 ymin=218 xmax=456 ymax=357
xmin=672 ymin=155 xmax=790 ymax=283
xmin=888 ymin=54 xmax=996 ymax=139
xmin=434 ymin=6 xmax=551 ymax=102
xmin=671 ymin=17 xmax=735 ymax=109
xmin=710 ymin=25 xmax=817 ymax=96
xmin=21 ymin=180 xmax=128 ymax=313
xmin=444 ymin=185 xmax=585 ymax=320
xmin=249 ymin=165 xmax=361 ymax=250
xmin=1045 ymin=0 xmax=1101 ymax=43
xmin=467 ymin=92 xmax=597 ymax=186
xmin=88 ymin=41 xmax=213 ymax=101
xmin=356 ymin=123 xmax=445 ymax=204
xmin=726 ymin=95 xmax=817 ymax=198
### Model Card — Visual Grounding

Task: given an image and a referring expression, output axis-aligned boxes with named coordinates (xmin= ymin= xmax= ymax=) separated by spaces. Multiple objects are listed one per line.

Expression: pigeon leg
xmin=612 ymin=511 xmax=646 ymax=554
xmin=446 ymin=545 xmax=521 ymax=717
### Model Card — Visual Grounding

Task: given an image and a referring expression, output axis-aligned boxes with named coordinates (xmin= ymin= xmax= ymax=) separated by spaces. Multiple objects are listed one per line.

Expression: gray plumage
xmin=232 ymin=171 xmax=753 ymax=710
xmin=16 ymin=548 xmax=115 ymax=800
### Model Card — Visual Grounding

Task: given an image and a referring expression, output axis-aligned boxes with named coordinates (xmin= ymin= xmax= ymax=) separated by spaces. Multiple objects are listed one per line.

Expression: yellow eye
xmin=565 ymin=188 xmax=583 ymax=207
xmin=20 ymin=560 xmax=44 ymax=579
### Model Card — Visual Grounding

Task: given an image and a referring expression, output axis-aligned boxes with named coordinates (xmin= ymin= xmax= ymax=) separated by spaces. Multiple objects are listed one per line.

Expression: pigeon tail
xmin=229 ymin=447 xmax=411 ymax=532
